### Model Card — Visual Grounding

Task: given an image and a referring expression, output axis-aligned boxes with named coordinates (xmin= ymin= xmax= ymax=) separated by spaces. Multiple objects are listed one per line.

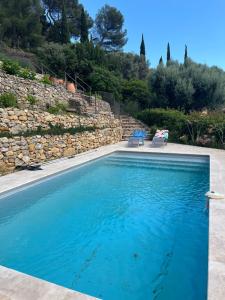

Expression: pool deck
xmin=0 ymin=142 xmax=224 ymax=300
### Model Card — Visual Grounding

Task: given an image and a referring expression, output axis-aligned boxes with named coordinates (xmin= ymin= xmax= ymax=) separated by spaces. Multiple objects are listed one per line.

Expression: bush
xmin=122 ymin=80 xmax=151 ymax=109
xmin=18 ymin=68 xmax=36 ymax=80
xmin=137 ymin=108 xmax=225 ymax=148
xmin=47 ymin=102 xmax=67 ymax=114
xmin=27 ymin=95 xmax=37 ymax=105
xmin=2 ymin=59 xmax=35 ymax=80
xmin=137 ymin=108 xmax=186 ymax=130
xmin=89 ymin=67 xmax=122 ymax=101
xmin=0 ymin=124 xmax=96 ymax=138
xmin=0 ymin=93 xmax=17 ymax=108
xmin=40 ymin=75 xmax=52 ymax=85
xmin=2 ymin=60 xmax=20 ymax=75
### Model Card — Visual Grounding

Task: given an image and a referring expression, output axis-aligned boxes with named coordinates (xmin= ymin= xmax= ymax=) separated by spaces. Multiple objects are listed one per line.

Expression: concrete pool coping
xmin=0 ymin=141 xmax=224 ymax=300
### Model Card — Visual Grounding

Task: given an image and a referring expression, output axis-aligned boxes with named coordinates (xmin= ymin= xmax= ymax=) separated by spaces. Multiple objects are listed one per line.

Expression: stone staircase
xmin=120 ymin=115 xmax=150 ymax=140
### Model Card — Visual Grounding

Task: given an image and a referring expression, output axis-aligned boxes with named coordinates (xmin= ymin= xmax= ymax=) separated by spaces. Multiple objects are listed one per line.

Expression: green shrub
xmin=27 ymin=95 xmax=37 ymax=105
xmin=40 ymin=75 xmax=52 ymax=85
xmin=2 ymin=59 xmax=35 ymax=80
xmin=0 ymin=93 xmax=17 ymax=108
xmin=137 ymin=108 xmax=186 ymax=132
xmin=0 ymin=124 xmax=96 ymax=138
xmin=47 ymin=102 xmax=67 ymax=114
xmin=18 ymin=68 xmax=36 ymax=80
xmin=2 ymin=60 xmax=20 ymax=75
xmin=137 ymin=108 xmax=225 ymax=149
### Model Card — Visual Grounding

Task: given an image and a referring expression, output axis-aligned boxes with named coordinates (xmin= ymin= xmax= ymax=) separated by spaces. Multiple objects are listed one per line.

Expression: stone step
xmin=120 ymin=114 xmax=150 ymax=141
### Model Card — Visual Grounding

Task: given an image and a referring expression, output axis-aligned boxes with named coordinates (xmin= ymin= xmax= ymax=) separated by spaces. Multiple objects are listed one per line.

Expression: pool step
xmin=107 ymin=155 xmax=209 ymax=166
xmin=104 ymin=156 xmax=209 ymax=172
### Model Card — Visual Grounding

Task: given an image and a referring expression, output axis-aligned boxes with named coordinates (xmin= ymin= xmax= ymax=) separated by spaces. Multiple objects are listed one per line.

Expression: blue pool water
xmin=0 ymin=152 xmax=209 ymax=300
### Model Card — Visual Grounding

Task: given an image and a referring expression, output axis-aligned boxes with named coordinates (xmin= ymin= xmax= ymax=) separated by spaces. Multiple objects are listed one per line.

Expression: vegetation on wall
xmin=0 ymin=124 xmax=96 ymax=139
xmin=2 ymin=60 xmax=35 ymax=80
xmin=0 ymin=93 xmax=18 ymax=108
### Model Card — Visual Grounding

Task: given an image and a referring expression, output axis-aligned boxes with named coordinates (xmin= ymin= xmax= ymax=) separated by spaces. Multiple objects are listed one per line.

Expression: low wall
xmin=0 ymin=108 xmax=122 ymax=175
xmin=0 ymin=108 xmax=120 ymax=134
xmin=0 ymin=127 xmax=122 ymax=175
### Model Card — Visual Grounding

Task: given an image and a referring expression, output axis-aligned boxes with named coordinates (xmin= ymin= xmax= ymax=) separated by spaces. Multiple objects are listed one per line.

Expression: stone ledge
xmin=0 ymin=266 xmax=98 ymax=300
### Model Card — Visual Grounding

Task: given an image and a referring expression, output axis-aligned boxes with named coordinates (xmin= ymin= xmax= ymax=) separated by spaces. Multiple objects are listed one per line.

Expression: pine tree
xmin=140 ymin=34 xmax=146 ymax=57
xmin=61 ymin=2 xmax=70 ymax=44
xmin=0 ymin=0 xmax=43 ymax=48
xmin=184 ymin=44 xmax=188 ymax=62
xmin=159 ymin=56 xmax=163 ymax=65
xmin=93 ymin=5 xmax=127 ymax=51
xmin=80 ymin=7 xmax=89 ymax=43
xmin=167 ymin=43 xmax=171 ymax=63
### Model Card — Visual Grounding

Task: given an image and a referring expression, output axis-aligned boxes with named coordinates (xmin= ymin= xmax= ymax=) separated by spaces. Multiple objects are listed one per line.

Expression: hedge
xmin=137 ymin=108 xmax=225 ymax=149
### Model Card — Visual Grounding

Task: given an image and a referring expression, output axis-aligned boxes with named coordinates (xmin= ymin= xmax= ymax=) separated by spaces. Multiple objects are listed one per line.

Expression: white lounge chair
xmin=151 ymin=130 xmax=169 ymax=147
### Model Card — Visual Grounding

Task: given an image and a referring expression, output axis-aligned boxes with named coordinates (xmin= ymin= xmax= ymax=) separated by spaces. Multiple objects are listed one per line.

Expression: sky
xmin=80 ymin=0 xmax=225 ymax=69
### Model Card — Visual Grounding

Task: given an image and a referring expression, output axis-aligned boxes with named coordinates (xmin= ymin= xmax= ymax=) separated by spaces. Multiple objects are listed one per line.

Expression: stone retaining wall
xmin=0 ymin=108 xmax=122 ymax=175
xmin=0 ymin=108 xmax=120 ymax=134
xmin=0 ymin=127 xmax=122 ymax=175
xmin=0 ymin=71 xmax=111 ymax=115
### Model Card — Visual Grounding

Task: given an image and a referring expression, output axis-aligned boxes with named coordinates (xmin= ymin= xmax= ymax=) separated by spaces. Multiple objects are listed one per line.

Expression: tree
xmin=60 ymin=2 xmax=70 ymax=44
xmin=159 ymin=56 xmax=163 ymax=65
xmin=140 ymin=34 xmax=146 ymax=57
xmin=0 ymin=0 xmax=43 ymax=48
xmin=41 ymin=0 xmax=93 ymax=42
xmin=184 ymin=44 xmax=188 ymax=63
xmin=122 ymin=80 xmax=151 ymax=109
xmin=89 ymin=66 xmax=122 ymax=100
xmin=80 ymin=7 xmax=89 ymax=43
xmin=149 ymin=59 xmax=225 ymax=111
xmin=167 ymin=43 xmax=171 ymax=63
xmin=93 ymin=5 xmax=128 ymax=51
xmin=36 ymin=43 xmax=77 ymax=78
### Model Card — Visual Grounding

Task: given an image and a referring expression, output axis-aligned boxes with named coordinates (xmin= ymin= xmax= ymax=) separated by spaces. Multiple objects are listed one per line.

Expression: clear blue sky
xmin=80 ymin=0 xmax=225 ymax=69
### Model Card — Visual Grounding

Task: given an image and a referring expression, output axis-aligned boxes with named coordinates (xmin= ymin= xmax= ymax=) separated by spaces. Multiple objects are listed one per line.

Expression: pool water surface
xmin=0 ymin=152 xmax=209 ymax=300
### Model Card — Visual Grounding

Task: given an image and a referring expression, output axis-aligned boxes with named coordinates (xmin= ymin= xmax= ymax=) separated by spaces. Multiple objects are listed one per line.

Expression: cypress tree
xmin=159 ymin=56 xmax=163 ymax=65
xmin=140 ymin=34 xmax=146 ymax=57
xmin=184 ymin=44 xmax=188 ymax=62
xmin=167 ymin=42 xmax=171 ymax=63
xmin=61 ymin=2 xmax=70 ymax=44
xmin=80 ymin=7 xmax=89 ymax=43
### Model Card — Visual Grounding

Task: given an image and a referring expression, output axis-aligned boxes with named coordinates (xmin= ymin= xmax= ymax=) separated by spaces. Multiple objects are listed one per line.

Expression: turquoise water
xmin=0 ymin=152 xmax=209 ymax=300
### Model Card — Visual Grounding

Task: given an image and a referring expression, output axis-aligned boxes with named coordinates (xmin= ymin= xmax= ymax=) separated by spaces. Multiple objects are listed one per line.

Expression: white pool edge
xmin=0 ymin=142 xmax=224 ymax=300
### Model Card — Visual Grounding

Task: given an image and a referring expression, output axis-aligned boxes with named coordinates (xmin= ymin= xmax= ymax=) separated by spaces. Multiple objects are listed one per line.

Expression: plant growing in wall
xmin=0 ymin=93 xmax=17 ymax=108
xmin=18 ymin=68 xmax=36 ymax=80
xmin=27 ymin=95 xmax=37 ymax=105
xmin=47 ymin=101 xmax=68 ymax=114
xmin=40 ymin=75 xmax=52 ymax=85
xmin=2 ymin=59 xmax=36 ymax=80
xmin=2 ymin=60 xmax=20 ymax=75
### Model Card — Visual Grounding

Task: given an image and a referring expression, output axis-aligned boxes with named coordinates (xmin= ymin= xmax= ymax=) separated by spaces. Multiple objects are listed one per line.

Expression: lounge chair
xmin=128 ymin=130 xmax=147 ymax=147
xmin=128 ymin=137 xmax=140 ymax=147
xmin=151 ymin=130 xmax=169 ymax=147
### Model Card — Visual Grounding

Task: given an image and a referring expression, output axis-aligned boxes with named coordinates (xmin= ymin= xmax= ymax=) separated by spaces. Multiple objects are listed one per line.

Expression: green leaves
xmin=0 ymin=93 xmax=18 ymax=108
xmin=0 ymin=0 xmax=43 ymax=48
xmin=93 ymin=5 xmax=128 ymax=52
xmin=137 ymin=109 xmax=225 ymax=149
xmin=2 ymin=60 xmax=36 ymax=80
xmin=150 ymin=60 xmax=225 ymax=111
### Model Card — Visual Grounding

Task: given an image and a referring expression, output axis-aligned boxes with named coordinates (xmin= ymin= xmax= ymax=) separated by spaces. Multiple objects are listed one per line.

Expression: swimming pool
xmin=0 ymin=152 xmax=209 ymax=300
